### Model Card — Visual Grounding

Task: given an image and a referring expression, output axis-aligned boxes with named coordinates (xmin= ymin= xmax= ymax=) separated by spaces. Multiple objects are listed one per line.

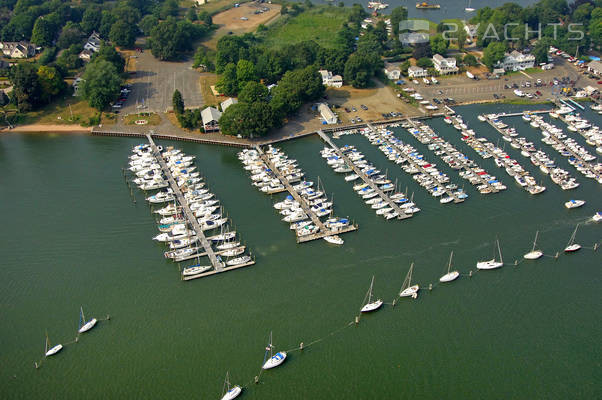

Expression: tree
xmin=82 ymin=59 xmax=122 ymax=110
xmin=31 ymin=17 xmax=54 ymax=47
xmin=198 ymin=11 xmax=212 ymax=26
xmin=416 ymin=57 xmax=433 ymax=68
xmin=149 ymin=17 xmax=183 ymax=60
xmin=56 ymin=44 xmax=83 ymax=71
xmin=390 ymin=6 xmax=408 ymax=37
xmin=172 ymin=89 xmax=184 ymax=115
xmin=532 ymin=37 xmax=553 ymax=64
xmin=412 ymin=42 xmax=432 ymax=59
xmin=99 ymin=11 xmax=116 ymax=38
xmin=219 ymin=102 xmax=274 ymax=138
xmin=463 ymin=53 xmax=477 ymax=66
xmin=94 ymin=44 xmax=125 ymax=73
xmin=139 ymin=15 xmax=159 ymax=36
xmin=482 ymin=41 xmax=507 ymax=70
xmin=216 ymin=63 xmax=238 ymax=96
xmin=344 ymin=52 xmax=381 ymax=88
xmin=38 ymin=47 xmax=57 ymax=65
xmin=236 ymin=59 xmax=256 ymax=90
xmin=215 ymin=35 xmax=248 ymax=72
xmin=186 ymin=8 xmax=197 ymax=21
xmin=400 ymin=60 xmax=411 ymax=75
xmin=160 ymin=0 xmax=179 ymax=20
xmin=238 ymin=81 xmax=269 ymax=104
xmin=57 ymin=22 xmax=84 ymax=49
xmin=81 ymin=5 xmax=102 ymax=34
xmin=430 ymin=34 xmax=448 ymax=56
xmin=9 ymin=63 xmax=41 ymax=112
xmin=110 ymin=20 xmax=137 ymax=48
xmin=37 ymin=65 xmax=65 ymax=103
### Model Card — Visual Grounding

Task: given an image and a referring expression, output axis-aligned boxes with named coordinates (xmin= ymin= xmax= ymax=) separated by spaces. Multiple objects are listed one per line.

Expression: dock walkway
xmin=316 ymin=130 xmax=411 ymax=219
xmin=146 ymin=134 xmax=255 ymax=280
xmin=254 ymin=145 xmax=357 ymax=242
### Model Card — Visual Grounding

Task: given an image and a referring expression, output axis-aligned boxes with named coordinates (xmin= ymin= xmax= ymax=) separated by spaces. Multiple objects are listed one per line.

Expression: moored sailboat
xmin=360 ymin=276 xmax=383 ymax=312
xmin=44 ymin=332 xmax=63 ymax=357
xmin=439 ymin=251 xmax=460 ymax=283
xmin=476 ymin=238 xmax=503 ymax=269
xmin=564 ymin=224 xmax=581 ymax=253
xmin=261 ymin=331 xmax=287 ymax=370
xmin=220 ymin=371 xmax=242 ymax=400
xmin=78 ymin=306 xmax=97 ymax=334
xmin=523 ymin=230 xmax=543 ymax=260
xmin=399 ymin=262 xmax=419 ymax=297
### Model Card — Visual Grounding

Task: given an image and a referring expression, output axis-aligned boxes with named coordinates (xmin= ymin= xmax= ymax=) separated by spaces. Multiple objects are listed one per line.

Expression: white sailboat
xmin=564 ymin=224 xmax=581 ymax=253
xmin=465 ymin=0 xmax=475 ymax=12
xmin=261 ymin=331 xmax=287 ymax=370
xmin=399 ymin=263 xmax=419 ymax=297
xmin=44 ymin=332 xmax=63 ymax=357
xmin=78 ymin=306 xmax=97 ymax=334
xmin=220 ymin=371 xmax=242 ymax=400
xmin=476 ymin=238 xmax=503 ymax=270
xmin=360 ymin=276 xmax=383 ymax=313
xmin=523 ymin=230 xmax=543 ymax=260
xmin=439 ymin=251 xmax=460 ymax=283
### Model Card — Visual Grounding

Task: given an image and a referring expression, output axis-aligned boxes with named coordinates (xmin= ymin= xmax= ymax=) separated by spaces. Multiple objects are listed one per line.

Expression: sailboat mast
xmin=498 ymin=239 xmax=503 ymax=263
xmin=368 ymin=276 xmax=374 ymax=303
xmin=447 ymin=251 xmax=453 ymax=274
xmin=532 ymin=231 xmax=539 ymax=252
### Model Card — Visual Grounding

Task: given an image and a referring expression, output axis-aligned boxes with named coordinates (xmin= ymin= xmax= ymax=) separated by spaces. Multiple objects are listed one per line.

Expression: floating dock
xmin=253 ymin=145 xmax=358 ymax=243
xmin=146 ymin=134 xmax=255 ymax=279
xmin=316 ymin=130 xmax=412 ymax=219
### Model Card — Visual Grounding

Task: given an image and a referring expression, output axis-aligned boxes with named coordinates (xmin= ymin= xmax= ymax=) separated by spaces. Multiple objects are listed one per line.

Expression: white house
xmin=318 ymin=103 xmax=337 ymax=124
xmin=384 ymin=66 xmax=401 ymax=80
xmin=587 ymin=60 xmax=602 ymax=76
xmin=79 ymin=49 xmax=93 ymax=62
xmin=84 ymin=32 xmax=101 ymax=53
xmin=201 ymin=107 xmax=222 ymax=133
xmin=318 ymin=69 xmax=343 ymax=88
xmin=496 ymin=50 xmax=535 ymax=71
xmin=0 ymin=41 xmax=35 ymax=58
xmin=408 ymin=66 xmax=427 ymax=78
xmin=220 ymin=97 xmax=238 ymax=112
xmin=432 ymin=54 xmax=458 ymax=75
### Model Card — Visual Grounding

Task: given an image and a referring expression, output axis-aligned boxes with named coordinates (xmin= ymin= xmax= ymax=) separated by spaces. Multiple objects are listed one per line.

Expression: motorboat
xmin=592 ymin=212 xmax=602 ymax=222
xmin=399 ymin=263 xmax=419 ymax=297
xmin=564 ymin=199 xmax=585 ymax=209
xmin=360 ymin=276 xmax=383 ymax=312
xmin=323 ymin=235 xmax=344 ymax=245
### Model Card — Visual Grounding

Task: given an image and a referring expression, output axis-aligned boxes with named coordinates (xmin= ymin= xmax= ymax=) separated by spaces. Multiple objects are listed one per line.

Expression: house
xmin=432 ymin=54 xmax=458 ymax=75
xmin=79 ymin=49 xmax=93 ymax=62
xmin=0 ymin=41 xmax=35 ymax=58
xmin=220 ymin=97 xmax=238 ymax=112
xmin=464 ymin=24 xmax=477 ymax=39
xmin=587 ymin=60 xmax=602 ymax=76
xmin=318 ymin=103 xmax=337 ymax=124
xmin=384 ymin=65 xmax=401 ymax=80
xmin=83 ymin=32 xmax=101 ymax=53
xmin=201 ymin=107 xmax=222 ymax=133
xmin=495 ymin=50 xmax=535 ymax=71
xmin=408 ymin=66 xmax=427 ymax=78
xmin=318 ymin=69 xmax=343 ymax=88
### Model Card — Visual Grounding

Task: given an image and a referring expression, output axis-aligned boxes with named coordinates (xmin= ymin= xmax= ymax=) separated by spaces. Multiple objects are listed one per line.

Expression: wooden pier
xmin=254 ymin=145 xmax=358 ymax=243
xmin=316 ymin=130 xmax=412 ymax=219
xmin=404 ymin=119 xmax=500 ymax=194
xmin=373 ymin=122 xmax=465 ymax=203
xmin=146 ymin=134 xmax=255 ymax=280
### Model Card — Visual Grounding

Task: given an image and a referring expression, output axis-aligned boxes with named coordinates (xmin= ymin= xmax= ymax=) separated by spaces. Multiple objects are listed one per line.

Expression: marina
xmin=317 ymin=130 xmax=414 ymax=220
xmin=552 ymin=105 xmax=602 ymax=149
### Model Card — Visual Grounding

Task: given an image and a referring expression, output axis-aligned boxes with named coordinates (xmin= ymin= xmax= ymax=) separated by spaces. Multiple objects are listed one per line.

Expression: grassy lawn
xmin=15 ymin=96 xmax=113 ymax=126
xmin=124 ymin=112 xmax=161 ymax=125
xmin=199 ymin=73 xmax=219 ymax=107
xmin=260 ymin=6 xmax=350 ymax=50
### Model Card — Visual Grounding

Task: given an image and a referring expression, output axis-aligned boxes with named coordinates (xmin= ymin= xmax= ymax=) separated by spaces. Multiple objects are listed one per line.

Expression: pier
xmin=404 ymin=119 xmax=500 ymax=194
xmin=254 ymin=145 xmax=358 ymax=243
xmin=146 ymin=134 xmax=255 ymax=279
xmin=317 ymin=130 xmax=412 ymax=219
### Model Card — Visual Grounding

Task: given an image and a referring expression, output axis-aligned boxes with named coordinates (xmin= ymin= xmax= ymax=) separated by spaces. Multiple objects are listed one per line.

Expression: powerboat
xmin=564 ymin=199 xmax=585 ymax=209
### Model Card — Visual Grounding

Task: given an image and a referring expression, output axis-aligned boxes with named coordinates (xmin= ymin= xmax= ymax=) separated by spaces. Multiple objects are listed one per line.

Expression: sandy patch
xmin=2 ymin=124 xmax=93 ymax=133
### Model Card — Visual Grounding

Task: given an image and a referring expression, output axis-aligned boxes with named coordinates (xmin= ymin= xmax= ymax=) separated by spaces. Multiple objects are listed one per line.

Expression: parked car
xmin=360 ymin=104 xmax=368 ymax=110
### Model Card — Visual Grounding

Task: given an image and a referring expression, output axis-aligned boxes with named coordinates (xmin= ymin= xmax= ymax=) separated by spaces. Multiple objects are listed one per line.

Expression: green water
xmin=1 ymin=103 xmax=600 ymax=399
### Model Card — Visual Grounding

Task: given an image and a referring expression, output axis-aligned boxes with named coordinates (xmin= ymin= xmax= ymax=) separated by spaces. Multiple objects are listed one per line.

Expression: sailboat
xmin=261 ymin=331 xmax=287 ymax=370
xmin=523 ymin=231 xmax=543 ymax=260
xmin=465 ymin=0 xmax=475 ymax=12
xmin=78 ymin=306 xmax=97 ymax=334
xmin=439 ymin=251 xmax=460 ymax=282
xmin=44 ymin=332 xmax=63 ymax=357
xmin=360 ymin=276 xmax=383 ymax=313
xmin=220 ymin=371 xmax=242 ymax=400
xmin=399 ymin=263 xmax=419 ymax=297
xmin=564 ymin=224 xmax=581 ymax=253
xmin=476 ymin=238 xmax=504 ymax=269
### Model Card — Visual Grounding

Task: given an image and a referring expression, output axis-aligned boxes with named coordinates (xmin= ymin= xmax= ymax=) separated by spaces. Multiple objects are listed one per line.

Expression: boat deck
xmin=316 ymin=130 xmax=412 ymax=219
xmin=371 ymin=122 xmax=465 ymax=203
xmin=254 ymin=145 xmax=358 ymax=243
xmin=146 ymin=134 xmax=254 ymax=279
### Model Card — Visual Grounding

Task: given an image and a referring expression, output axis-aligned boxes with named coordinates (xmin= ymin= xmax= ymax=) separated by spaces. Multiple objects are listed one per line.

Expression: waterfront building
xmin=495 ymin=50 xmax=535 ymax=71
xmin=319 ymin=70 xmax=343 ymax=87
xmin=318 ymin=103 xmax=338 ymax=124
xmin=220 ymin=97 xmax=238 ymax=112
xmin=408 ymin=66 xmax=427 ymax=78
xmin=201 ymin=107 xmax=222 ymax=133
xmin=432 ymin=54 xmax=459 ymax=75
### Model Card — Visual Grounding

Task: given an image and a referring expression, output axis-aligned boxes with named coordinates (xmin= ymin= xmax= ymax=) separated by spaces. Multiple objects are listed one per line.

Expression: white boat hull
xmin=78 ymin=318 xmax=97 ymax=334
xmin=45 ymin=344 xmax=63 ymax=357
xmin=262 ymin=352 xmax=287 ymax=369
xmin=399 ymin=285 xmax=419 ymax=297
xmin=564 ymin=244 xmax=581 ymax=252
xmin=523 ymin=250 xmax=543 ymax=260
xmin=360 ymin=300 xmax=383 ymax=313
xmin=439 ymin=271 xmax=459 ymax=283
xmin=221 ymin=386 xmax=242 ymax=400
xmin=476 ymin=260 xmax=503 ymax=270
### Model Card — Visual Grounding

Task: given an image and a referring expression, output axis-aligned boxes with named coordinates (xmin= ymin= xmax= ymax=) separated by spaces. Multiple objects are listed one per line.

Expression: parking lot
xmin=119 ymin=50 xmax=204 ymax=114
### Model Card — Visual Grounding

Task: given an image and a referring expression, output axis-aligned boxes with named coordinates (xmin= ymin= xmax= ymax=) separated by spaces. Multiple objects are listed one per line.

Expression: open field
xmin=199 ymin=73 xmax=219 ymax=107
xmin=260 ymin=7 xmax=350 ymax=49
xmin=8 ymin=96 xmax=111 ymax=127
xmin=201 ymin=2 xmax=281 ymax=49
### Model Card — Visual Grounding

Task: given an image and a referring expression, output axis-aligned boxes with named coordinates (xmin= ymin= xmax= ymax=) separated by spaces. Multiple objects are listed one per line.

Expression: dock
xmin=403 ymin=119 xmax=500 ymax=194
xmin=316 ymin=130 xmax=412 ymax=219
xmin=254 ymin=145 xmax=358 ymax=243
xmin=146 ymin=134 xmax=255 ymax=279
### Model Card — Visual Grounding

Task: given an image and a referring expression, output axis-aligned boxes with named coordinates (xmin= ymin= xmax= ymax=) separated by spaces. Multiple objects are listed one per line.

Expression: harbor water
xmin=0 ymin=103 xmax=600 ymax=399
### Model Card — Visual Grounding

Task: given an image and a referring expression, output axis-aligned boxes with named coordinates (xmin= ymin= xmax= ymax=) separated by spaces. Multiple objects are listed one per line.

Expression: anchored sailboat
xmin=44 ymin=332 xmax=63 ymax=357
xmin=220 ymin=371 xmax=242 ymax=400
xmin=360 ymin=276 xmax=383 ymax=313
xmin=399 ymin=263 xmax=419 ymax=297
xmin=476 ymin=238 xmax=503 ymax=270
xmin=78 ymin=306 xmax=97 ymax=334
xmin=564 ymin=224 xmax=581 ymax=253
xmin=465 ymin=0 xmax=475 ymax=12
xmin=439 ymin=251 xmax=460 ymax=283
xmin=523 ymin=231 xmax=543 ymax=260
xmin=261 ymin=331 xmax=287 ymax=370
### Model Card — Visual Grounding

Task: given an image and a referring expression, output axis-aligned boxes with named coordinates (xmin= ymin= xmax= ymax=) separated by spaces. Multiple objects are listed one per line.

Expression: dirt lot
xmin=202 ymin=3 xmax=281 ymax=49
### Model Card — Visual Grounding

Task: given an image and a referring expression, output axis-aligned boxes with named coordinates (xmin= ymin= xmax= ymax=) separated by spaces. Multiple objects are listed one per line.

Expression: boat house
xmin=318 ymin=103 xmax=338 ymax=125
xmin=201 ymin=107 xmax=222 ymax=133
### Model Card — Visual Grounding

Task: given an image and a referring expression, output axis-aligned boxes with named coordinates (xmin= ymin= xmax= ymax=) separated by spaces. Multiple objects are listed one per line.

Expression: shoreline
xmin=0 ymin=124 xmax=93 ymax=134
